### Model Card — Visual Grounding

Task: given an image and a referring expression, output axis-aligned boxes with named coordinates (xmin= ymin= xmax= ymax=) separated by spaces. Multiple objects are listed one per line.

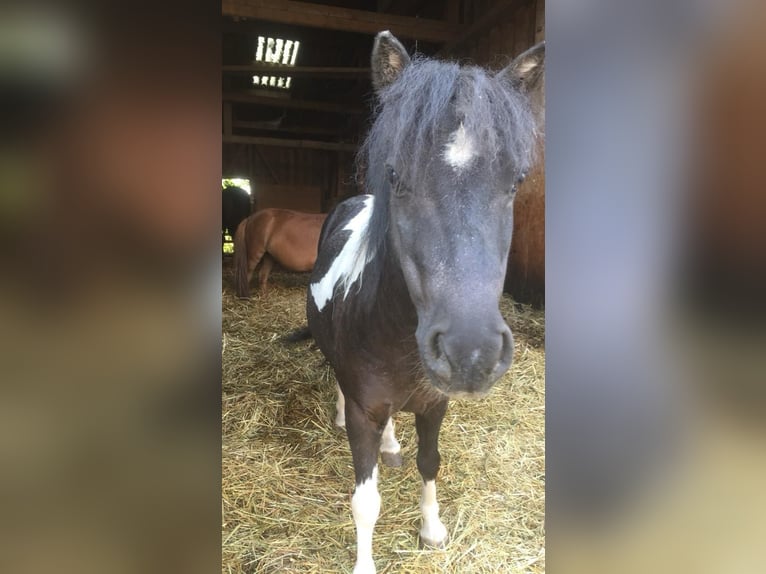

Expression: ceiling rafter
xmin=222 ymin=0 xmax=459 ymax=43
xmin=223 ymin=91 xmax=366 ymax=114
xmin=223 ymin=134 xmax=357 ymax=152
xmin=224 ymin=65 xmax=371 ymax=78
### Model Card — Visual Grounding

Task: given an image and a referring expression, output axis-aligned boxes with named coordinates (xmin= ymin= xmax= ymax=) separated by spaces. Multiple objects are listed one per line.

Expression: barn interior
xmin=222 ymin=3 xmax=545 ymax=573
xmin=222 ymin=0 xmax=545 ymax=303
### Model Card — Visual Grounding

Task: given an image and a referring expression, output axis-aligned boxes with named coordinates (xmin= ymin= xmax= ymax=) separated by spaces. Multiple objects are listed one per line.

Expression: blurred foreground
xmin=0 ymin=2 xmax=220 ymax=573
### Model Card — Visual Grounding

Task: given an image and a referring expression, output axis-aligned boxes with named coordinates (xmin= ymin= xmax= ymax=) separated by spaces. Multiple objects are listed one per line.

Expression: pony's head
xmin=361 ymin=31 xmax=544 ymax=397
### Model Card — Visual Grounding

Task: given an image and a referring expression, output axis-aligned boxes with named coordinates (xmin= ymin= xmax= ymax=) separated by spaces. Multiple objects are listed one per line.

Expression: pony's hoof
xmin=419 ymin=521 xmax=449 ymax=549
xmin=419 ymin=533 xmax=449 ymax=549
xmin=380 ymin=451 xmax=403 ymax=467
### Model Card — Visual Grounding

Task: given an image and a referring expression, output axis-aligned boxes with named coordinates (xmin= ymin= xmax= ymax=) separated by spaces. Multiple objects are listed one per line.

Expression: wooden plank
xmin=223 ymin=65 xmax=371 ymax=78
xmin=254 ymin=145 xmax=280 ymax=184
xmin=534 ymin=0 xmax=545 ymax=43
xmin=513 ymin=1 xmax=531 ymax=57
xmin=233 ymin=120 xmax=340 ymax=137
xmin=223 ymin=102 xmax=233 ymax=137
xmin=439 ymin=0 xmax=518 ymax=56
xmin=223 ymin=91 xmax=366 ymax=114
xmin=223 ymin=134 xmax=358 ymax=152
xmin=255 ymin=184 xmax=323 ymax=213
xmin=445 ymin=0 xmax=461 ymax=24
xmin=222 ymin=0 xmax=459 ymax=43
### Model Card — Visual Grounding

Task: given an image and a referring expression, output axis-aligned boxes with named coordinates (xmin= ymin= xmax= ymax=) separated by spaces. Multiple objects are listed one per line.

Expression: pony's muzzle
xmin=421 ymin=320 xmax=513 ymax=396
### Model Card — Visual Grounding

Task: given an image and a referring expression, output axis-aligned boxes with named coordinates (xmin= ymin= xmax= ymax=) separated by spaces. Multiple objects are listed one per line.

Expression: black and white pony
xmin=306 ymin=31 xmax=544 ymax=574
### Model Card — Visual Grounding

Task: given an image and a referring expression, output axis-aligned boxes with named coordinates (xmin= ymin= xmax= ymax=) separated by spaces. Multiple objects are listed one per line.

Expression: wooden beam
xmin=224 ymin=65 xmax=371 ymax=78
xmin=223 ymin=91 xmax=365 ymax=114
xmin=439 ymin=0 xmax=519 ymax=56
xmin=233 ymin=120 xmax=341 ymax=137
xmin=223 ymin=134 xmax=358 ymax=152
xmin=222 ymin=0 xmax=459 ymax=43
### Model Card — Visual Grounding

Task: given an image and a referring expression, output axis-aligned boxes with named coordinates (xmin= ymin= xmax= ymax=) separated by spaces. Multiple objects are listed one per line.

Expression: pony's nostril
xmin=493 ymin=328 xmax=514 ymax=378
xmin=432 ymin=333 xmax=445 ymax=360
xmin=503 ymin=329 xmax=513 ymax=358
xmin=426 ymin=330 xmax=452 ymax=381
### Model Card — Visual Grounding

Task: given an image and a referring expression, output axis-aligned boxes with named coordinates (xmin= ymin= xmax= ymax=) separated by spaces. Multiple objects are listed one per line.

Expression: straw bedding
xmin=222 ymin=268 xmax=545 ymax=573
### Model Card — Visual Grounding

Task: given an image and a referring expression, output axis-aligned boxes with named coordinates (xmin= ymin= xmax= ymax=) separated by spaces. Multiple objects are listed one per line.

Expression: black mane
xmin=355 ymin=55 xmax=539 ymax=309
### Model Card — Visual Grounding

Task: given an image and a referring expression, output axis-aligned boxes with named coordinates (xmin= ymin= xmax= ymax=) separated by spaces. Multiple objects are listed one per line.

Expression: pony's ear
xmin=371 ymin=31 xmax=411 ymax=92
xmin=497 ymin=41 xmax=545 ymax=93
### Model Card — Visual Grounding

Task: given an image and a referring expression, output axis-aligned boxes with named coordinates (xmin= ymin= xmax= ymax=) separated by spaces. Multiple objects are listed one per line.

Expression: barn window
xmin=252 ymin=36 xmax=299 ymax=89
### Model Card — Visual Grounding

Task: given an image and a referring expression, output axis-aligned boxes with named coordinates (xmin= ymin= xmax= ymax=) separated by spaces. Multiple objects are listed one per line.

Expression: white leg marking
xmin=310 ymin=195 xmax=374 ymax=311
xmin=335 ymin=383 xmax=346 ymax=428
xmin=443 ymin=122 xmax=477 ymax=171
xmin=379 ymin=418 xmax=400 ymax=454
xmin=419 ymin=480 xmax=448 ymax=547
xmin=351 ymin=466 xmax=380 ymax=574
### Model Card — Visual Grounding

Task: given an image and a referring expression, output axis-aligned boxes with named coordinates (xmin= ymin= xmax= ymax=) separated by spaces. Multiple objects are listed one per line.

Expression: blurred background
xmin=547 ymin=0 xmax=766 ymax=572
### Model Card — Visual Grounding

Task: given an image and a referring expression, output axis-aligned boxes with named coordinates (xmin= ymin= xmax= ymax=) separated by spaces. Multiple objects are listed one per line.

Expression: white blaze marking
xmin=335 ymin=383 xmax=346 ymax=428
xmin=351 ymin=466 xmax=381 ymax=574
xmin=310 ymin=195 xmax=375 ymax=311
xmin=420 ymin=480 xmax=448 ymax=546
xmin=380 ymin=418 xmax=400 ymax=454
xmin=443 ymin=122 xmax=477 ymax=170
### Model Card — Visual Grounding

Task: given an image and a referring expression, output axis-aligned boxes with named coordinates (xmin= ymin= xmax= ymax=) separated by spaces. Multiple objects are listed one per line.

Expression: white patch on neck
xmin=443 ymin=122 xmax=477 ymax=170
xmin=310 ymin=195 xmax=375 ymax=311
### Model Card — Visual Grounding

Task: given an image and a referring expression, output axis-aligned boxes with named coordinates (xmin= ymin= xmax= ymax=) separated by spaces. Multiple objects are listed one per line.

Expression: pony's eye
xmin=386 ymin=165 xmax=399 ymax=187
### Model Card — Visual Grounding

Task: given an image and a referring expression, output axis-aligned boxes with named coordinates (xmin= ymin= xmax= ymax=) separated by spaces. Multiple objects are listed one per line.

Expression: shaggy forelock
xmin=359 ymin=57 xmax=538 ymax=189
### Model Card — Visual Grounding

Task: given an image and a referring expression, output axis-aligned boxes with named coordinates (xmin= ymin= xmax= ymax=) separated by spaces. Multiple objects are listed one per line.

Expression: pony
xmin=305 ymin=31 xmax=545 ymax=573
xmin=222 ymin=185 xmax=252 ymax=248
xmin=233 ymin=208 xmax=327 ymax=297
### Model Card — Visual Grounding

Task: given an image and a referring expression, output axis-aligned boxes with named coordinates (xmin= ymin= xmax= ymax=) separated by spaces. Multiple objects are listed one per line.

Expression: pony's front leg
xmin=345 ymin=399 xmax=384 ymax=574
xmin=415 ymin=398 xmax=449 ymax=548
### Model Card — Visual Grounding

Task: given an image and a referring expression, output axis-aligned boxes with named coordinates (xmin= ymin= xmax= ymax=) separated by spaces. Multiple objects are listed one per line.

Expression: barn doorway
xmin=222 ymin=178 xmax=251 ymax=254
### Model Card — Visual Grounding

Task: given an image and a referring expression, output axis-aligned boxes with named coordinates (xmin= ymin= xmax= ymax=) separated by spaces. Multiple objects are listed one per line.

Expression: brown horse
xmin=233 ymin=208 xmax=327 ymax=298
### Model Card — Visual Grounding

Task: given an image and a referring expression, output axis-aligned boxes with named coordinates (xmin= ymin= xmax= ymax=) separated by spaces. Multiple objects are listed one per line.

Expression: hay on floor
xmin=222 ymin=269 xmax=545 ymax=574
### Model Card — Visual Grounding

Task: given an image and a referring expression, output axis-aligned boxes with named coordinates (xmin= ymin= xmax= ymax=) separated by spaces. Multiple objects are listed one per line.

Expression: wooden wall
xmin=223 ymin=143 xmax=358 ymax=213
xmin=461 ymin=0 xmax=546 ymax=307
xmin=461 ymin=0 xmax=544 ymax=66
